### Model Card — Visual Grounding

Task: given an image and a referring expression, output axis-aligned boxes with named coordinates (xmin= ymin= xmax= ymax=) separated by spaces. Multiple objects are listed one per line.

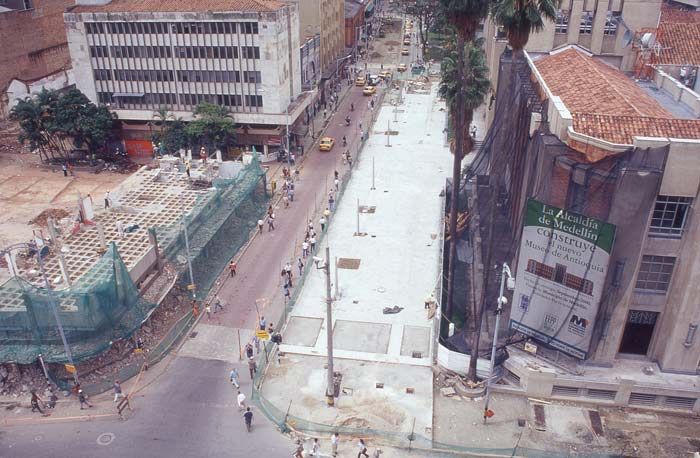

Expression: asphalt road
xmin=0 ymin=357 xmax=290 ymax=458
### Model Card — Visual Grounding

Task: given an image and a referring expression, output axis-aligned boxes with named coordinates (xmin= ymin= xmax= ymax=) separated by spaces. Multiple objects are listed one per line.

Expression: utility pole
xmin=36 ymin=249 xmax=79 ymax=384
xmin=483 ymin=262 xmax=512 ymax=423
xmin=286 ymin=104 xmax=291 ymax=169
xmin=324 ymin=246 xmax=335 ymax=406
xmin=179 ymin=194 xmax=196 ymax=300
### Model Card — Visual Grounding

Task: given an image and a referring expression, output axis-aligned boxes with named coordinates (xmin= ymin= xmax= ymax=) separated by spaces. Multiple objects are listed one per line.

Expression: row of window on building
xmin=90 ymin=45 xmax=260 ymax=60
xmin=97 ymin=91 xmax=263 ymax=108
xmin=554 ymin=10 xmax=621 ymax=35
xmin=85 ymin=21 xmax=259 ymax=36
xmin=94 ymin=69 xmax=261 ymax=84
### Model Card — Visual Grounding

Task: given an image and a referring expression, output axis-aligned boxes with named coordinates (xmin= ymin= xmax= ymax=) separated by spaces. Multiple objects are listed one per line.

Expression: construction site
xmin=0 ymin=141 xmax=268 ymax=393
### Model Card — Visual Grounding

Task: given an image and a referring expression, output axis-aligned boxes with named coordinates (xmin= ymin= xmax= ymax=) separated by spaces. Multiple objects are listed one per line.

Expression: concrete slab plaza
xmin=266 ymin=83 xmax=452 ymax=436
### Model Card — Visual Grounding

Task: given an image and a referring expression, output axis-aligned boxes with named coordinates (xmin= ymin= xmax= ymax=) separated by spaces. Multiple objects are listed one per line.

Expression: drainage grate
xmin=505 ymin=370 xmax=521 ymax=386
xmin=586 ymin=389 xmax=616 ymax=401
xmin=533 ymin=404 xmax=546 ymax=431
xmin=337 ymin=258 xmax=361 ymax=269
xmin=629 ymin=392 xmax=658 ymax=406
xmin=663 ymin=396 xmax=697 ymax=410
xmin=552 ymin=385 xmax=580 ymax=397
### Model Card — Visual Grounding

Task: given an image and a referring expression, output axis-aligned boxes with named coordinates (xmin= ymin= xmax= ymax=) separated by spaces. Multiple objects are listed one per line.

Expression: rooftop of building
xmin=532 ymin=47 xmax=700 ymax=149
xmin=653 ymin=2 xmax=700 ymax=65
xmin=344 ymin=0 xmax=364 ymax=18
xmin=70 ymin=0 xmax=283 ymax=14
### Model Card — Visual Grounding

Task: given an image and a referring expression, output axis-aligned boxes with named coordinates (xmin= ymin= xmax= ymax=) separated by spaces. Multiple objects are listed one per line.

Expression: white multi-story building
xmin=64 ymin=0 xmax=311 ymax=156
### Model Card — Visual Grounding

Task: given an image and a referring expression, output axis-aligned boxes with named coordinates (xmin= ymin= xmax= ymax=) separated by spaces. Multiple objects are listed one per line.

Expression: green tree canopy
xmin=185 ymin=102 xmax=237 ymax=153
xmin=491 ymin=0 xmax=559 ymax=52
xmin=10 ymin=88 xmax=113 ymax=162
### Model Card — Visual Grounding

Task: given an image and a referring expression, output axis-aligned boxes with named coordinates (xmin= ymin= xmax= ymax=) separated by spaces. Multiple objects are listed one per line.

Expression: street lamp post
xmin=483 ymin=262 xmax=513 ymax=423
xmin=314 ymin=247 xmax=335 ymax=406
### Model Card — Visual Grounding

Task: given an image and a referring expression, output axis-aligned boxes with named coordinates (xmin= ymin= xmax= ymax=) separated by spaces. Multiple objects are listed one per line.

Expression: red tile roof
xmin=534 ymin=48 xmax=700 ymax=158
xmin=71 ymin=0 xmax=283 ymax=13
xmin=657 ymin=23 xmax=700 ymax=65
xmin=535 ymin=48 xmax=672 ymax=118
xmin=660 ymin=2 xmax=700 ymax=24
xmin=572 ymin=114 xmax=700 ymax=145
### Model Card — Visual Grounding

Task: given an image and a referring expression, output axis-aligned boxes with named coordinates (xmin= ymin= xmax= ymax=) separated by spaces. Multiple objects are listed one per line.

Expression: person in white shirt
xmin=237 ymin=390 xmax=246 ymax=410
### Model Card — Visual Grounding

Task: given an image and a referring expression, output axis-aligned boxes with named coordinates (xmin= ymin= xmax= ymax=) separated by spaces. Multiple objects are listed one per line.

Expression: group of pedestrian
xmin=292 ymin=433 xmax=378 ymax=458
xmin=282 ymin=175 xmax=296 ymax=208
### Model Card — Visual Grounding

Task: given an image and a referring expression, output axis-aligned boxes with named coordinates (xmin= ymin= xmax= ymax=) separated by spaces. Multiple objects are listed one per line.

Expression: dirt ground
xmin=0 ymin=122 xmax=127 ymax=270
xmin=433 ymin=378 xmax=700 ymax=458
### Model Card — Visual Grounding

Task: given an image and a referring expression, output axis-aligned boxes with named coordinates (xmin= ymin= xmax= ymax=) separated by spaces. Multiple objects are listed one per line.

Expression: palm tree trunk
xmin=445 ymin=32 xmax=467 ymax=321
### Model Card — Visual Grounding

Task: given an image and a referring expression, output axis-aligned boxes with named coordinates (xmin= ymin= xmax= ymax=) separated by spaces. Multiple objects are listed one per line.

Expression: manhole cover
xmin=337 ymin=258 xmax=361 ymax=269
xmin=97 ymin=432 xmax=115 ymax=446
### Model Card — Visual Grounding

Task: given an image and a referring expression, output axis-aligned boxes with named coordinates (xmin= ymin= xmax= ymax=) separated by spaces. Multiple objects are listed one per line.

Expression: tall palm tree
xmin=438 ymin=0 xmax=490 ymax=379
xmin=477 ymin=0 xmax=558 ymax=381
xmin=490 ymin=0 xmax=558 ymax=66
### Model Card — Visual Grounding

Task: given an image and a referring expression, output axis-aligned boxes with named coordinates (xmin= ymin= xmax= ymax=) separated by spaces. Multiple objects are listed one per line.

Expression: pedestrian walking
xmin=67 ymin=162 xmax=74 ymax=176
xmin=334 ymin=170 xmax=339 ymax=180
xmin=320 ymin=216 xmax=327 ymax=232
xmin=357 ymin=439 xmax=369 ymax=458
xmin=229 ymin=260 xmax=237 ymax=276
xmin=289 ymin=187 xmax=295 ymax=202
xmin=230 ymin=368 xmax=240 ymax=388
xmin=62 ymin=163 xmax=68 ymax=177
xmin=245 ymin=343 xmax=254 ymax=359
xmin=324 ymin=207 xmax=331 ymax=219
xmin=259 ymin=316 xmax=266 ymax=330
xmin=334 ymin=178 xmax=339 ymax=191
xmin=329 ymin=194 xmax=335 ymax=212
xmin=284 ymin=284 xmax=290 ymax=300
xmin=104 ymin=191 xmax=111 ymax=209
xmin=237 ymin=390 xmax=247 ymax=410
xmin=47 ymin=390 xmax=58 ymax=409
xmin=243 ymin=407 xmax=253 ymax=432
xmin=185 ymin=160 xmax=191 ymax=177
xmin=113 ymin=379 xmax=125 ymax=402
xmin=78 ymin=389 xmax=93 ymax=409
xmin=205 ymin=303 xmax=211 ymax=320
xmin=302 ymin=241 xmax=309 ymax=258
xmin=293 ymin=443 xmax=305 ymax=458
xmin=311 ymin=438 xmax=320 ymax=456
xmin=248 ymin=357 xmax=257 ymax=379
xmin=290 ymin=153 xmax=296 ymax=165
xmin=267 ymin=322 xmax=274 ymax=335
xmin=268 ymin=213 xmax=275 ymax=231
xmin=258 ymin=219 xmax=264 ymax=234
xmin=30 ymin=390 xmax=44 ymax=414
xmin=298 ymin=257 xmax=304 ymax=275
xmin=283 ymin=194 xmax=290 ymax=208
xmin=310 ymin=235 xmax=317 ymax=252
xmin=213 ymin=296 xmax=224 ymax=313
xmin=331 ymin=432 xmax=339 ymax=457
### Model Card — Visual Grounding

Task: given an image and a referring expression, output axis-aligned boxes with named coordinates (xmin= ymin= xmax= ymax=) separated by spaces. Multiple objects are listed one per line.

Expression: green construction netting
xmin=0 ymin=243 xmax=151 ymax=363
xmin=0 ymin=156 xmax=268 ymax=365
xmin=155 ymin=156 xmax=268 ymax=300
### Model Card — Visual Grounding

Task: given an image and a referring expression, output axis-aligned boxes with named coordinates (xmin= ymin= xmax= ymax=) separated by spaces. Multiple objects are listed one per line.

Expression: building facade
xmin=482 ymin=0 xmax=664 ymax=127
xmin=64 ymin=0 xmax=310 ymax=156
xmin=300 ymin=34 xmax=321 ymax=91
xmin=344 ymin=0 xmax=365 ymax=50
xmin=481 ymin=45 xmax=700 ymax=375
xmin=0 ymin=0 xmax=74 ymax=118
xmin=292 ymin=0 xmax=344 ymax=75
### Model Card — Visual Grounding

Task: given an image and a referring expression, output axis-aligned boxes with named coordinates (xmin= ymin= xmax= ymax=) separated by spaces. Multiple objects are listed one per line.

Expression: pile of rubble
xmin=0 ymin=362 xmax=52 ymax=398
xmin=28 ymin=208 xmax=71 ymax=227
xmin=436 ymin=369 xmax=486 ymax=399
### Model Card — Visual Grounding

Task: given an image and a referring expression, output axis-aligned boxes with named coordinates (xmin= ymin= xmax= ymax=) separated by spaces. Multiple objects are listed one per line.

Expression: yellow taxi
xmin=397 ymin=63 xmax=407 ymax=72
xmin=401 ymin=47 xmax=410 ymax=56
xmin=355 ymin=76 xmax=366 ymax=86
xmin=363 ymin=86 xmax=377 ymax=96
xmin=379 ymin=70 xmax=392 ymax=79
xmin=319 ymin=137 xmax=335 ymax=151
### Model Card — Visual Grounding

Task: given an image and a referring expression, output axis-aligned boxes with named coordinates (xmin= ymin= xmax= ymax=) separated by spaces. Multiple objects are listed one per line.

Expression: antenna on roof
xmin=615 ymin=16 xmax=633 ymax=48
xmin=641 ymin=32 xmax=656 ymax=48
